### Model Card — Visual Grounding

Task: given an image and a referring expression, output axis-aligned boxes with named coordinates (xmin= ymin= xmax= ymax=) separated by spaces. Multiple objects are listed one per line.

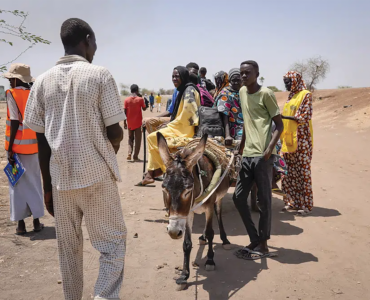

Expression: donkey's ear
xmin=185 ymin=134 xmax=208 ymax=170
xmin=157 ymin=132 xmax=173 ymax=167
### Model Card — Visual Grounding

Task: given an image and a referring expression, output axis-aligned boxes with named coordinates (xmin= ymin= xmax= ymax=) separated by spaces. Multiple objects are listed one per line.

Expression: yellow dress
xmin=147 ymin=86 xmax=200 ymax=171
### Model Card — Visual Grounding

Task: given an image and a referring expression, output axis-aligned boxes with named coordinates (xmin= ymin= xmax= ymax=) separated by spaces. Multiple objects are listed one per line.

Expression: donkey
xmin=157 ymin=132 xmax=231 ymax=290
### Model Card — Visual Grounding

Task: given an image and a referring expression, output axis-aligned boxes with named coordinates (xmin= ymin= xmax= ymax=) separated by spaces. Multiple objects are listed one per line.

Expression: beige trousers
xmin=53 ymin=177 xmax=126 ymax=300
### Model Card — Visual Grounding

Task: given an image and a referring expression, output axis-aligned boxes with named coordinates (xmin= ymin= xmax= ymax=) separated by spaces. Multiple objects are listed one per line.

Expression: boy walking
xmin=155 ymin=93 xmax=162 ymax=112
xmin=149 ymin=93 xmax=155 ymax=112
xmin=233 ymin=60 xmax=283 ymax=259
xmin=124 ymin=84 xmax=146 ymax=161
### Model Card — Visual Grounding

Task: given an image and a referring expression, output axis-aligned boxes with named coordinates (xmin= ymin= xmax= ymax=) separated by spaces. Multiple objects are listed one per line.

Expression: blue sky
xmin=1 ymin=0 xmax=369 ymax=91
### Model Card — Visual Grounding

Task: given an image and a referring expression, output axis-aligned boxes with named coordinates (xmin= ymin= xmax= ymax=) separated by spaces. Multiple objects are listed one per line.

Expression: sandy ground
xmin=0 ymin=88 xmax=369 ymax=300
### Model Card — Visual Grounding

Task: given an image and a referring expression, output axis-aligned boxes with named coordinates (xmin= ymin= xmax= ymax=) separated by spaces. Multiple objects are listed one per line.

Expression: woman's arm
xmin=295 ymin=93 xmax=313 ymax=124
xmin=281 ymin=115 xmax=297 ymax=121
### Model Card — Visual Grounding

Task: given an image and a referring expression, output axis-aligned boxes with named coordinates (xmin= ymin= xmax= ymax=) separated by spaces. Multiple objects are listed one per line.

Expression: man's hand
xmin=263 ymin=146 xmax=274 ymax=161
xmin=113 ymin=145 xmax=120 ymax=154
xmin=7 ymin=150 xmax=15 ymax=166
xmin=124 ymin=120 xmax=128 ymax=130
xmin=225 ymin=136 xmax=233 ymax=147
xmin=44 ymin=191 xmax=54 ymax=217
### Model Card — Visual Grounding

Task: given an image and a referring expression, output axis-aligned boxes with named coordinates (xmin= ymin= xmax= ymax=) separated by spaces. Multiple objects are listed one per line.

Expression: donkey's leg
xmin=204 ymin=205 xmax=216 ymax=271
xmin=214 ymin=202 xmax=231 ymax=250
xmin=199 ymin=231 xmax=207 ymax=245
xmin=176 ymin=212 xmax=194 ymax=291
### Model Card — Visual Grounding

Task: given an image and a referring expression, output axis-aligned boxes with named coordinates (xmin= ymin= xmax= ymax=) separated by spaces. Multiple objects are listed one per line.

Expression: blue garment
xmin=167 ymin=88 xmax=178 ymax=114
xmin=149 ymin=95 xmax=154 ymax=104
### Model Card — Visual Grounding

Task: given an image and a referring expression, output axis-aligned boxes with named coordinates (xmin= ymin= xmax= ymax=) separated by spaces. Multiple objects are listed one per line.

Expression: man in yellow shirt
xmin=155 ymin=93 xmax=162 ymax=112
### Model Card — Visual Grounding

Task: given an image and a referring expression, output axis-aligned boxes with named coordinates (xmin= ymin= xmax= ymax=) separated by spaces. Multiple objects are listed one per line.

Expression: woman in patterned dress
xmin=281 ymin=71 xmax=314 ymax=215
xmin=215 ymin=68 xmax=243 ymax=146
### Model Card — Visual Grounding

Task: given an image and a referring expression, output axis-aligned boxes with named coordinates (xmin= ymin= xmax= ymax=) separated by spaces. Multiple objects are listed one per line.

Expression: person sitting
xmin=215 ymin=68 xmax=243 ymax=146
xmin=187 ymin=62 xmax=214 ymax=107
xmin=143 ymin=62 xmax=207 ymax=134
xmin=199 ymin=67 xmax=216 ymax=92
xmin=141 ymin=66 xmax=200 ymax=185
xmin=214 ymin=70 xmax=229 ymax=98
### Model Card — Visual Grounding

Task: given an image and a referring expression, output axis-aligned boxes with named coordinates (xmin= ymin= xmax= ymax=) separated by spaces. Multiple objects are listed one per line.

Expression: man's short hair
xmin=200 ymin=67 xmax=207 ymax=74
xmin=186 ymin=62 xmax=200 ymax=71
xmin=130 ymin=84 xmax=139 ymax=93
xmin=240 ymin=60 xmax=259 ymax=73
xmin=60 ymin=18 xmax=94 ymax=48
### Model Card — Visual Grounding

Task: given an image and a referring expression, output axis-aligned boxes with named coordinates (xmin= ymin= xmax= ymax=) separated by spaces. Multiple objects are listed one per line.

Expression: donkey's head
xmin=157 ymin=132 xmax=208 ymax=239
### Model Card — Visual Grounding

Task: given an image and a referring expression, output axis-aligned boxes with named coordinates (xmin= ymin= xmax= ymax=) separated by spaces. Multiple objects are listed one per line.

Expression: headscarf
xmin=214 ymin=71 xmax=229 ymax=98
xmin=284 ymin=71 xmax=307 ymax=100
xmin=170 ymin=66 xmax=200 ymax=122
xmin=228 ymin=68 xmax=240 ymax=81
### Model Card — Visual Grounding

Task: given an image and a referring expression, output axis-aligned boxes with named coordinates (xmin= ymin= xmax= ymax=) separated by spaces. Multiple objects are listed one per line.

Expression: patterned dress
xmin=282 ymin=71 xmax=314 ymax=211
xmin=215 ymin=86 xmax=244 ymax=140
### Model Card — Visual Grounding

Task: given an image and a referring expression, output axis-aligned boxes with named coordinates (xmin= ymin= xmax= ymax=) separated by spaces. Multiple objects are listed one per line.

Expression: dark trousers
xmin=128 ymin=127 xmax=142 ymax=158
xmin=233 ymin=156 xmax=273 ymax=243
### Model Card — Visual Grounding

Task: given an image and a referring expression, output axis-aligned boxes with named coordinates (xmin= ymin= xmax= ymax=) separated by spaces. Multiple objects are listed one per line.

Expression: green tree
xmin=141 ymin=88 xmax=151 ymax=95
xmin=120 ymin=83 xmax=130 ymax=96
xmin=260 ymin=76 xmax=265 ymax=85
xmin=165 ymin=89 xmax=174 ymax=95
xmin=159 ymin=88 xmax=166 ymax=95
xmin=1 ymin=9 xmax=51 ymax=72
xmin=290 ymin=56 xmax=330 ymax=92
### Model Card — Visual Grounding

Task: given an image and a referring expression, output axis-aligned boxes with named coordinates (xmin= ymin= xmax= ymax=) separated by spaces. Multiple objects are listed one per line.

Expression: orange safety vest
xmin=5 ymin=88 xmax=38 ymax=154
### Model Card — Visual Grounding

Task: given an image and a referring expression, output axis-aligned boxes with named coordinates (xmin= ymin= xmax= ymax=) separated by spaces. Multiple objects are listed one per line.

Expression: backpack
xmin=196 ymin=106 xmax=224 ymax=138
xmin=198 ymin=84 xmax=214 ymax=108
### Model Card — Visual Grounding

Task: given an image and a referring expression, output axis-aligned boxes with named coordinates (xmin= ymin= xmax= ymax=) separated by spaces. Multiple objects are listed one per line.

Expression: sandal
xmin=33 ymin=223 xmax=44 ymax=232
xmin=282 ymin=205 xmax=296 ymax=212
xmin=126 ymin=155 xmax=132 ymax=161
xmin=272 ymin=188 xmax=285 ymax=197
xmin=234 ymin=248 xmax=270 ymax=260
xmin=15 ymin=228 xmax=27 ymax=235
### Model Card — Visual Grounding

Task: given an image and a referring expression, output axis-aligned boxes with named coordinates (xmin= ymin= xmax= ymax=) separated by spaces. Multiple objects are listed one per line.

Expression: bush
xmin=338 ymin=86 xmax=352 ymax=89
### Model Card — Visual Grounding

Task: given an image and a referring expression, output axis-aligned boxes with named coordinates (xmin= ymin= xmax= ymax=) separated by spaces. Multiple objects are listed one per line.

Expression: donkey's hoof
xmin=205 ymin=264 xmax=215 ymax=271
xmin=222 ymin=243 xmax=232 ymax=250
xmin=198 ymin=236 xmax=207 ymax=245
xmin=176 ymin=283 xmax=187 ymax=291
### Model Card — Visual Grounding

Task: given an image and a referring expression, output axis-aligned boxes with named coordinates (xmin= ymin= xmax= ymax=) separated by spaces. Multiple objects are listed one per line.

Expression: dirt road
xmin=0 ymin=89 xmax=369 ymax=299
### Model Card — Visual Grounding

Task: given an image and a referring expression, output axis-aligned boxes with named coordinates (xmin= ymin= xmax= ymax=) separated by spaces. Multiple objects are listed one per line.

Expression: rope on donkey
xmin=184 ymin=138 xmax=235 ymax=211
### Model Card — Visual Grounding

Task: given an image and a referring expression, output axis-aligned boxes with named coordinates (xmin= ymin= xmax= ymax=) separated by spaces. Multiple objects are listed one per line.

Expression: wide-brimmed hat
xmin=2 ymin=63 xmax=35 ymax=83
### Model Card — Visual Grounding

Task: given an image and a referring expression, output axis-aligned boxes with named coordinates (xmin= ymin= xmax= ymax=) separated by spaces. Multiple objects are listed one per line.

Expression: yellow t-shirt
xmin=155 ymin=95 xmax=162 ymax=103
xmin=240 ymin=86 xmax=280 ymax=157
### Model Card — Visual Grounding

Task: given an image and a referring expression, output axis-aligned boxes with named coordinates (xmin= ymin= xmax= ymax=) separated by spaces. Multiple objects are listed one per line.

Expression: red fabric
xmin=124 ymin=96 xmax=146 ymax=130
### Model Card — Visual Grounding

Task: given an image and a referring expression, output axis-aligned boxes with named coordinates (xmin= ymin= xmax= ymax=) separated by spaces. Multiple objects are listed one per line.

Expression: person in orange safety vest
xmin=2 ymin=63 xmax=44 ymax=235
